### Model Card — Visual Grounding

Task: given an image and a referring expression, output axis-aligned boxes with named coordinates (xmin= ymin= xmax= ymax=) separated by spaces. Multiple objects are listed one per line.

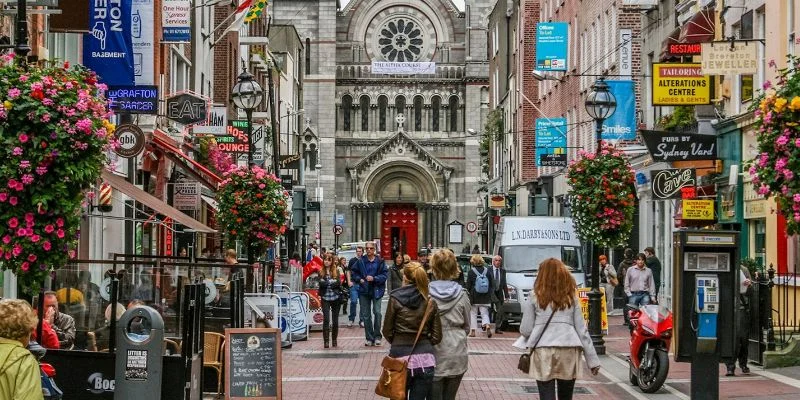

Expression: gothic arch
xmin=363 ymin=160 xmax=440 ymax=203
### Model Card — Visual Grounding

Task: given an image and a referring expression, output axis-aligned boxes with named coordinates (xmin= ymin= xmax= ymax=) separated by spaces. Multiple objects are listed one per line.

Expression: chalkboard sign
xmin=225 ymin=328 xmax=282 ymax=399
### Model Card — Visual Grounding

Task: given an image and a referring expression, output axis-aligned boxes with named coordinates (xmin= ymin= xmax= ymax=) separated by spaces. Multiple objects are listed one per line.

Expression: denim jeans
xmin=407 ymin=366 xmax=435 ymax=400
xmin=359 ymin=294 xmax=382 ymax=342
xmin=628 ymin=291 xmax=651 ymax=309
xmin=431 ymin=374 xmax=464 ymax=400
xmin=349 ymin=286 xmax=362 ymax=323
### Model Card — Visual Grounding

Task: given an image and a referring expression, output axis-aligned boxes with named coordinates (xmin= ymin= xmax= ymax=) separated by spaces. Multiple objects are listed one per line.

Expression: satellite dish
xmin=204 ymin=279 xmax=218 ymax=305
xmin=100 ymin=277 xmax=112 ymax=301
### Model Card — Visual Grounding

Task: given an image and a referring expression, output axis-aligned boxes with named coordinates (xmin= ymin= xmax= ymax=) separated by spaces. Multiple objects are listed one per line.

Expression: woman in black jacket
xmin=318 ymin=253 xmax=343 ymax=348
xmin=466 ymin=254 xmax=494 ymax=338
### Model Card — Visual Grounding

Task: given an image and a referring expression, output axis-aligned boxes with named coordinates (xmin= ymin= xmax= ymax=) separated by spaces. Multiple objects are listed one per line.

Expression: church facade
xmin=272 ymin=0 xmax=490 ymax=259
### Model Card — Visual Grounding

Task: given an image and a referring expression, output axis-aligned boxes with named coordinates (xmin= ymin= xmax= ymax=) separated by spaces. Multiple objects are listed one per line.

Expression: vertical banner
xmin=602 ymin=80 xmax=637 ymax=140
xmin=536 ymin=22 xmax=569 ymax=71
xmin=131 ymin=0 xmax=155 ymax=85
xmin=535 ymin=118 xmax=567 ymax=167
xmin=84 ymin=0 xmax=135 ymax=86
xmin=619 ymin=29 xmax=633 ymax=77
xmin=162 ymin=0 xmax=192 ymax=42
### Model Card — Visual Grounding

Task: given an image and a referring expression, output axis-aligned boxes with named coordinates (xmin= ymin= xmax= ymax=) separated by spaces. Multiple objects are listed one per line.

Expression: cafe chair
xmin=163 ymin=338 xmax=181 ymax=355
xmin=204 ymin=332 xmax=225 ymax=395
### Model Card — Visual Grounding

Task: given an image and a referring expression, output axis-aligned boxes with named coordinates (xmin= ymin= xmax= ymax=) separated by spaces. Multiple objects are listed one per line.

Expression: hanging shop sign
xmin=602 ymin=80 xmax=637 ymax=140
xmin=107 ymin=85 xmax=158 ymax=114
xmin=193 ymin=106 xmax=228 ymax=135
xmin=113 ymin=124 xmax=145 ymax=158
xmin=651 ymin=168 xmax=696 ymax=200
xmin=162 ymin=0 xmax=191 ymax=42
xmin=371 ymin=62 xmax=436 ymax=75
xmin=165 ymin=92 xmax=208 ymax=125
xmin=84 ymin=0 xmax=135 ymax=86
xmin=700 ymin=42 xmax=758 ymax=75
xmin=682 ymin=199 xmax=715 ymax=220
xmin=216 ymin=121 xmax=250 ymax=154
xmin=279 ymin=154 xmax=301 ymax=170
xmin=173 ymin=182 xmax=200 ymax=211
xmin=641 ymin=130 xmax=717 ymax=162
xmin=131 ymin=0 xmax=155 ymax=85
xmin=619 ymin=29 xmax=633 ymax=77
xmin=535 ymin=118 xmax=567 ymax=167
xmin=536 ymin=22 xmax=569 ymax=71
xmin=652 ymin=63 xmax=711 ymax=105
xmin=489 ymin=195 xmax=507 ymax=210
xmin=669 ymin=43 xmax=702 ymax=56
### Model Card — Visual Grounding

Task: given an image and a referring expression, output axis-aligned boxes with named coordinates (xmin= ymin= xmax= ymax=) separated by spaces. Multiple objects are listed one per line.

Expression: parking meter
xmin=114 ymin=305 xmax=164 ymax=400
xmin=673 ymin=230 xmax=738 ymax=400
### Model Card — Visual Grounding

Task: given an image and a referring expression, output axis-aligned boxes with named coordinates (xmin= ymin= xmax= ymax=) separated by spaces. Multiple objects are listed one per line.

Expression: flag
xmin=244 ymin=0 xmax=268 ymax=23
xmin=223 ymin=0 xmax=268 ymax=35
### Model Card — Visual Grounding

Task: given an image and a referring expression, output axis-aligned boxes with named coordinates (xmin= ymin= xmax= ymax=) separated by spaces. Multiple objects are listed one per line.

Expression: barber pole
xmin=98 ymin=182 xmax=113 ymax=212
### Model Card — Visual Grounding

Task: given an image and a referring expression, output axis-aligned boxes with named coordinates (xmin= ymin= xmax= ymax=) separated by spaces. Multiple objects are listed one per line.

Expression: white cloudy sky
xmin=341 ymin=0 xmax=465 ymax=10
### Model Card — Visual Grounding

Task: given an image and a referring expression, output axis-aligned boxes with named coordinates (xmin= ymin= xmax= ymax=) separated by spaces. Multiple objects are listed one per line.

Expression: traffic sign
xmin=466 ymin=222 xmax=478 ymax=233
xmin=333 ymin=225 xmax=343 ymax=236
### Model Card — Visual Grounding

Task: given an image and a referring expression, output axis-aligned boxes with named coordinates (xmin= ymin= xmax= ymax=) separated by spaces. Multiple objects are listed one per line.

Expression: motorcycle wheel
xmin=638 ymin=348 xmax=669 ymax=393
xmin=628 ymin=360 xmax=638 ymax=385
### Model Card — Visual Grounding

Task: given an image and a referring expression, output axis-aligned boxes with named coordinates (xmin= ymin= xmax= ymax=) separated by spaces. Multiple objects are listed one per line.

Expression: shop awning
xmin=679 ymin=8 xmax=715 ymax=44
xmin=201 ymin=195 xmax=219 ymax=211
xmin=659 ymin=27 xmax=682 ymax=61
xmin=152 ymin=129 xmax=222 ymax=191
xmin=101 ymin=170 xmax=216 ymax=233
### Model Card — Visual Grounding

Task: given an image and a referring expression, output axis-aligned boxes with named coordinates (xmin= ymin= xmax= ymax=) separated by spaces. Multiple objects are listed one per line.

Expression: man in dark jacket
xmin=726 ymin=265 xmax=753 ymax=376
xmin=350 ymin=242 xmax=388 ymax=346
xmin=489 ymin=255 xmax=509 ymax=334
xmin=644 ymin=247 xmax=662 ymax=297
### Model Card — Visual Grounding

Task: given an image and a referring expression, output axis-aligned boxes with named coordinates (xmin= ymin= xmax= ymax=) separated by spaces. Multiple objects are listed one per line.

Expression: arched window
xmin=378 ymin=95 xmax=388 ymax=131
xmin=449 ymin=96 xmax=459 ymax=132
xmin=395 ymin=96 xmax=406 ymax=118
xmin=342 ymin=95 xmax=352 ymax=131
xmin=360 ymin=95 xmax=370 ymax=131
xmin=414 ymin=96 xmax=423 ymax=131
xmin=431 ymin=96 xmax=441 ymax=132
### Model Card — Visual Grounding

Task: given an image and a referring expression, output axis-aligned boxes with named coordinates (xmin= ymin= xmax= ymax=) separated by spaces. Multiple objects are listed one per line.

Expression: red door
xmin=381 ymin=204 xmax=419 ymax=261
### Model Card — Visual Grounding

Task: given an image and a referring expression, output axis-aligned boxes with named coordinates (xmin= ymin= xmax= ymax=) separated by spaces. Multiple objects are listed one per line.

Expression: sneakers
xmin=725 ymin=367 xmax=735 ymax=377
xmin=741 ymin=366 xmax=751 ymax=374
xmin=347 ymin=321 xmax=353 ymax=328
xmin=365 ymin=340 xmax=373 ymax=346
xmin=374 ymin=339 xmax=382 ymax=346
xmin=359 ymin=321 xmax=365 ymax=328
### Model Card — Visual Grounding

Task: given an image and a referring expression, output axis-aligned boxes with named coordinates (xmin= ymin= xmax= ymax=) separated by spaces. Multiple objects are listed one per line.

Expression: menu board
xmin=225 ymin=328 xmax=282 ymax=399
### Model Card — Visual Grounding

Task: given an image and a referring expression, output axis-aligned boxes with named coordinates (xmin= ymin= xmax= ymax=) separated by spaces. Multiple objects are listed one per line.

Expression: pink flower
xmin=16 ymin=228 xmax=27 ymax=237
xmin=758 ymin=185 xmax=770 ymax=195
xmin=12 ymin=245 xmax=22 ymax=257
xmin=21 ymin=174 xmax=33 ymax=185
xmin=776 ymin=157 xmax=788 ymax=170
xmin=12 ymin=147 xmax=22 ymax=156
xmin=9 ymin=197 xmax=17 ymax=206
xmin=7 ymin=179 xmax=17 ymax=189
xmin=19 ymin=160 xmax=31 ymax=169
xmin=777 ymin=135 xmax=789 ymax=146
xmin=785 ymin=169 xmax=795 ymax=180
xmin=20 ymin=262 xmax=29 ymax=272
xmin=18 ymin=133 xmax=28 ymax=143
xmin=44 ymin=224 xmax=54 ymax=234
xmin=27 ymin=254 xmax=36 ymax=262
xmin=7 ymin=88 xmax=20 ymax=99
xmin=36 ymin=166 xmax=47 ymax=175
xmin=56 ymin=229 xmax=65 ymax=239
xmin=42 ymin=241 xmax=52 ymax=251
xmin=795 ymin=193 xmax=800 ymax=203
xmin=24 ymin=213 xmax=33 ymax=222
xmin=2 ymin=235 xmax=10 ymax=244
xmin=56 ymin=218 xmax=64 ymax=227
xmin=8 ymin=217 xmax=19 ymax=228
xmin=30 ymin=235 xmax=40 ymax=243
xmin=0 ymin=193 xmax=6 ymax=202
xmin=19 ymin=75 xmax=28 ymax=82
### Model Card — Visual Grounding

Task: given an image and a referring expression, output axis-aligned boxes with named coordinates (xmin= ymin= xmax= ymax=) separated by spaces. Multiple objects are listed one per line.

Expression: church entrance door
xmin=381 ymin=204 xmax=418 ymax=261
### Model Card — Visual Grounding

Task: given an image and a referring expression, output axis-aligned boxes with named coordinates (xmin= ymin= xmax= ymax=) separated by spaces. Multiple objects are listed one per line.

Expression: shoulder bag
xmin=517 ymin=305 xmax=556 ymax=374
xmin=375 ymin=300 xmax=434 ymax=400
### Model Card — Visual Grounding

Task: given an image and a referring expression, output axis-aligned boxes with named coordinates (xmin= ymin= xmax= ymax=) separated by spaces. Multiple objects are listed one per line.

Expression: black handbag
xmin=518 ymin=307 xmax=556 ymax=374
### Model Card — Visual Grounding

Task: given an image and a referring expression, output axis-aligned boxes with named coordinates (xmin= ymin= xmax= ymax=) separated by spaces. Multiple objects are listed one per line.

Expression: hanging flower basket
xmin=567 ymin=144 xmax=637 ymax=248
xmin=0 ymin=55 xmax=115 ymax=292
xmin=217 ymin=165 xmax=289 ymax=254
xmin=749 ymin=57 xmax=800 ymax=235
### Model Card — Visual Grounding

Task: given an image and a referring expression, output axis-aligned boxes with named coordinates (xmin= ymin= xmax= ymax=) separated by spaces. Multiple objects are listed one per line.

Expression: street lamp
xmin=583 ymin=78 xmax=617 ymax=355
xmin=231 ymin=68 xmax=264 ymax=166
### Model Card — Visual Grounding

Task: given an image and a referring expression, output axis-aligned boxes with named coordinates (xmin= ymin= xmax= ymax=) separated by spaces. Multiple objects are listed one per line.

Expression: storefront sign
xmin=652 ymin=63 xmax=710 ymax=105
xmin=131 ymin=0 xmax=155 ymax=85
xmin=744 ymin=200 xmax=766 ymax=219
xmin=371 ymin=62 xmax=436 ymax=74
xmin=193 ymin=106 xmax=227 ymax=135
xmin=669 ymin=43 xmax=702 ymax=56
xmin=651 ymin=168 xmax=696 ymax=199
xmin=578 ymin=288 xmax=608 ymax=334
xmin=619 ymin=29 xmax=633 ymax=77
xmin=489 ymin=195 xmax=507 ymax=210
xmin=113 ymin=124 xmax=145 ymax=158
xmin=162 ymin=0 xmax=191 ymax=42
xmin=682 ymin=199 xmax=715 ymax=220
xmin=602 ymin=80 xmax=636 ymax=140
xmin=217 ymin=121 xmax=250 ymax=154
xmin=84 ymin=0 xmax=135 ymax=85
xmin=173 ymin=182 xmax=200 ymax=210
xmin=279 ymin=154 xmax=301 ymax=170
xmin=165 ymin=92 xmax=208 ymax=125
xmin=641 ymin=130 xmax=717 ymax=161
xmin=535 ymin=118 xmax=567 ymax=167
xmin=107 ymin=85 xmax=158 ymax=114
xmin=536 ymin=22 xmax=569 ymax=71
xmin=719 ymin=186 xmax=737 ymax=221
xmin=701 ymin=42 xmax=758 ymax=75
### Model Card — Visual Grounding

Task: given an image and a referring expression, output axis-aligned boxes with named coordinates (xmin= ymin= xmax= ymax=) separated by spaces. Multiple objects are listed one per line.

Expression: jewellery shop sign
xmin=641 ymin=130 xmax=717 ymax=162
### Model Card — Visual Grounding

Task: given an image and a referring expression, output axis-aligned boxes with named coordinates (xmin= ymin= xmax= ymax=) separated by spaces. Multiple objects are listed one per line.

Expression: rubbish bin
xmin=114 ymin=305 xmax=164 ymax=399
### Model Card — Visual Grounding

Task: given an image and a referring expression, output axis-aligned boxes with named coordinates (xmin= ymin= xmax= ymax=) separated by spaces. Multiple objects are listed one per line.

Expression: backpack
xmin=472 ymin=267 xmax=490 ymax=294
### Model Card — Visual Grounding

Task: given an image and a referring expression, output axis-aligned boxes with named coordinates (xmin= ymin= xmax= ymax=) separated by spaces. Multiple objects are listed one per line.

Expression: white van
xmin=493 ymin=216 xmax=585 ymax=323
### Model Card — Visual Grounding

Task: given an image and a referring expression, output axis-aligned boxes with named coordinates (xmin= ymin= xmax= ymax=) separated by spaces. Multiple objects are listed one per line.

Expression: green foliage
xmin=740 ymin=257 xmax=763 ymax=277
xmin=657 ymin=106 xmax=696 ymax=132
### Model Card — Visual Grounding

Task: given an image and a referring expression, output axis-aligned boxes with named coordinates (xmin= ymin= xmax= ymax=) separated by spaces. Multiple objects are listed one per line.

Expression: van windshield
xmin=502 ymin=246 xmax=582 ymax=273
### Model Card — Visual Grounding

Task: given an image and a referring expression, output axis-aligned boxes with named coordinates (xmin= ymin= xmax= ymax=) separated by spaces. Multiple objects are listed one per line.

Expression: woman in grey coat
xmin=429 ymin=250 xmax=471 ymax=400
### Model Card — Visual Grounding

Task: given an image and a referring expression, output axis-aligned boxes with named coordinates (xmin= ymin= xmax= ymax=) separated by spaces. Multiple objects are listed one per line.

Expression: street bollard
xmin=114 ymin=305 xmax=165 ymax=399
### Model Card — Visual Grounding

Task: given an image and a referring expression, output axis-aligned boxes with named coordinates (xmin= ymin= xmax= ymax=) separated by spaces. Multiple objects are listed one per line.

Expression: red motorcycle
xmin=627 ymin=304 xmax=673 ymax=393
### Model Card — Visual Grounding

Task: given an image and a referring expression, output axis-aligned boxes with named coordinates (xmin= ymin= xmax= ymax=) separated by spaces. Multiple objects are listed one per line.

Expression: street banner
xmin=700 ymin=42 xmax=758 ymax=75
xmin=84 ymin=0 xmax=135 ymax=85
xmin=371 ymin=62 xmax=436 ymax=74
xmin=131 ymin=0 xmax=155 ymax=85
xmin=536 ymin=22 xmax=569 ymax=71
xmin=162 ymin=0 xmax=191 ymax=42
xmin=682 ymin=199 xmax=715 ymax=220
xmin=578 ymin=287 xmax=608 ymax=335
xmin=651 ymin=168 xmax=696 ymax=200
xmin=535 ymin=118 xmax=567 ymax=167
xmin=193 ymin=106 xmax=228 ymax=135
xmin=619 ymin=29 xmax=633 ymax=77
xmin=602 ymin=80 xmax=636 ymax=140
xmin=652 ymin=63 xmax=710 ymax=105
xmin=641 ymin=130 xmax=717 ymax=161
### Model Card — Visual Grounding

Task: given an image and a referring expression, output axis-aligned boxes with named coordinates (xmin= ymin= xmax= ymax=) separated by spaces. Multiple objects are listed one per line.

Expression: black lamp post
xmin=231 ymin=68 xmax=264 ymax=166
xmin=583 ymin=78 xmax=617 ymax=355
xmin=15 ymin=0 xmax=31 ymax=60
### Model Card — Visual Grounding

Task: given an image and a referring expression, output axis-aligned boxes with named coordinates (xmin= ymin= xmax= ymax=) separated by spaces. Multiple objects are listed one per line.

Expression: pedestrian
xmin=598 ymin=255 xmax=617 ymax=314
xmin=644 ymin=247 xmax=662 ymax=297
xmin=346 ymin=246 xmax=366 ymax=328
xmin=617 ymin=248 xmax=635 ymax=325
xmin=625 ymin=253 xmax=656 ymax=314
xmin=490 ymin=255 xmax=509 ymax=334
xmin=418 ymin=249 xmax=431 ymax=279
xmin=41 ymin=291 xmax=76 ymax=349
xmin=389 ymin=253 xmax=406 ymax=293
xmin=337 ymin=256 xmax=351 ymax=316
xmin=318 ymin=253 xmax=343 ymax=348
xmin=515 ymin=258 xmax=600 ymax=400
xmin=429 ymin=251 xmax=470 ymax=400
xmin=0 ymin=299 xmax=43 ymax=400
xmin=351 ymin=241 xmax=388 ymax=346
xmin=725 ymin=264 xmax=754 ymax=376
xmin=466 ymin=254 xmax=494 ymax=337
xmin=382 ymin=262 xmax=442 ymax=400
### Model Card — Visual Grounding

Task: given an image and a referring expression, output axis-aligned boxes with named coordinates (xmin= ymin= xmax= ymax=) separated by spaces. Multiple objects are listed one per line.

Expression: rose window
xmin=378 ymin=18 xmax=424 ymax=62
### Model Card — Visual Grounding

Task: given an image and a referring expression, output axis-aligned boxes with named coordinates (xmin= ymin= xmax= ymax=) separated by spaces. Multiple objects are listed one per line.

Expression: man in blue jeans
xmin=346 ymin=246 xmax=365 ymax=327
xmin=350 ymin=242 xmax=388 ymax=346
xmin=624 ymin=253 xmax=656 ymax=324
